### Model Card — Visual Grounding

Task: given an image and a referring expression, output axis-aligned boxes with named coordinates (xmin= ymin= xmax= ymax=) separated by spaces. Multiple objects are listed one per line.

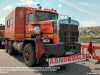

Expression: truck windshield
xmin=35 ymin=11 xmax=58 ymax=21
xmin=27 ymin=12 xmax=58 ymax=23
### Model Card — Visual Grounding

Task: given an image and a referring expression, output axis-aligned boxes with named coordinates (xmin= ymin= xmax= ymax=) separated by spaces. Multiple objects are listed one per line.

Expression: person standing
xmin=88 ymin=41 xmax=94 ymax=59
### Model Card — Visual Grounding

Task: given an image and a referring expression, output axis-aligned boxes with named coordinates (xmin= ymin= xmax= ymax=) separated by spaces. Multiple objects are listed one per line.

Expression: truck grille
xmin=59 ymin=23 xmax=80 ymax=51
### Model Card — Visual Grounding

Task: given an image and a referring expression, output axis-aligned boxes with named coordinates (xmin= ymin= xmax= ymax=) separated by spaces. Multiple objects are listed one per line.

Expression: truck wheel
xmin=7 ymin=41 xmax=15 ymax=55
xmin=23 ymin=43 xmax=36 ymax=67
xmin=5 ymin=40 xmax=8 ymax=53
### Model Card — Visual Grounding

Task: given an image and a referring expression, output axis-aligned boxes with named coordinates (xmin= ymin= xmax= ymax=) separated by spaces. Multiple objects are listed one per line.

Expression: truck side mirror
xmin=33 ymin=26 xmax=40 ymax=34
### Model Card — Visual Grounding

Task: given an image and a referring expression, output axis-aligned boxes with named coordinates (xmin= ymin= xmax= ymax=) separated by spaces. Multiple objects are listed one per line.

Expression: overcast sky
xmin=0 ymin=0 xmax=100 ymax=27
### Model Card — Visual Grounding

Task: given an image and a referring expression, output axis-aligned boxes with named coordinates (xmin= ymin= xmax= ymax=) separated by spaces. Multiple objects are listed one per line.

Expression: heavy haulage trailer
xmin=5 ymin=7 xmax=80 ymax=67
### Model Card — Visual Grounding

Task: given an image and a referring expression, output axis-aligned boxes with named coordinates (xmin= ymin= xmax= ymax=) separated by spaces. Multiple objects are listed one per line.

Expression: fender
xmin=35 ymin=37 xmax=45 ymax=59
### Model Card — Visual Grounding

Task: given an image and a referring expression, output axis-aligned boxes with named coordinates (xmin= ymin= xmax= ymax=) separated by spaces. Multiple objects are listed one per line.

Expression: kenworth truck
xmin=5 ymin=7 xmax=80 ymax=66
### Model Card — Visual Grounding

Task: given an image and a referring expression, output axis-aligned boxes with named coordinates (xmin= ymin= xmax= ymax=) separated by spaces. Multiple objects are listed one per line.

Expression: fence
xmin=81 ymin=43 xmax=100 ymax=61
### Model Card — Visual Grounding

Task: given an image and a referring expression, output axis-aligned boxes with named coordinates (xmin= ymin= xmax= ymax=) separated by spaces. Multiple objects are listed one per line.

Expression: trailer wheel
xmin=23 ymin=43 xmax=36 ymax=67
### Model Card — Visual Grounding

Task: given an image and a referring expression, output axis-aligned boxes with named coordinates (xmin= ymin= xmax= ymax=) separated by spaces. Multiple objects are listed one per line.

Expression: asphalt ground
xmin=0 ymin=49 xmax=100 ymax=75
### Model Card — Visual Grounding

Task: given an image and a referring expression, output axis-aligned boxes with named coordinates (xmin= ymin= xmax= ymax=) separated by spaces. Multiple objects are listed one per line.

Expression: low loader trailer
xmin=5 ymin=7 xmax=81 ymax=67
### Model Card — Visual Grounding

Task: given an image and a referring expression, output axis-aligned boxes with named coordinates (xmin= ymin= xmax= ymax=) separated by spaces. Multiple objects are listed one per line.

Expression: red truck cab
xmin=5 ymin=7 xmax=81 ymax=67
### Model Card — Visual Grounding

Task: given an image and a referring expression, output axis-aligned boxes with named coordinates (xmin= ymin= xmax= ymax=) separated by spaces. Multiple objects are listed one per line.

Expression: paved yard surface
xmin=0 ymin=49 xmax=100 ymax=75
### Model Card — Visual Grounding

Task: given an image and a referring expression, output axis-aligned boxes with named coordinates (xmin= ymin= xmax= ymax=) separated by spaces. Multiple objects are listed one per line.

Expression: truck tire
xmin=6 ymin=40 xmax=16 ymax=55
xmin=23 ymin=43 xmax=36 ymax=67
xmin=5 ymin=40 xmax=8 ymax=53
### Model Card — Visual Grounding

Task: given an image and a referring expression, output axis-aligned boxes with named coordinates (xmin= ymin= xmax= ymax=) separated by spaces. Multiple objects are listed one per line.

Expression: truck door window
xmin=29 ymin=14 xmax=35 ymax=22
xmin=26 ymin=14 xmax=35 ymax=24
xmin=6 ymin=20 xmax=8 ymax=27
xmin=7 ymin=19 xmax=10 ymax=27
